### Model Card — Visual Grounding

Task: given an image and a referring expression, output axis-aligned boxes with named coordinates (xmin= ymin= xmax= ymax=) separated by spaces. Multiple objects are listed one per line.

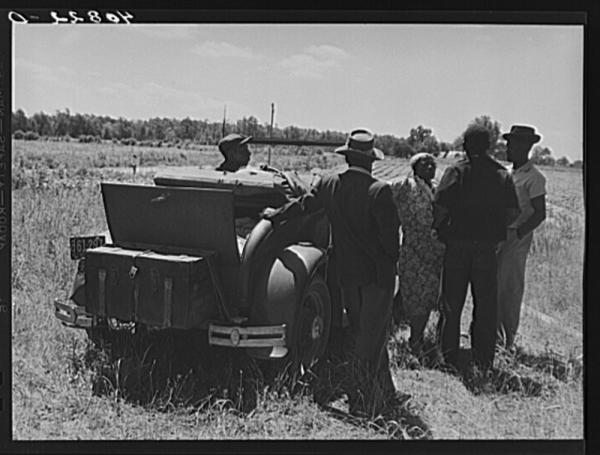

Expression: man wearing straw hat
xmin=496 ymin=125 xmax=547 ymax=351
xmin=262 ymin=128 xmax=400 ymax=417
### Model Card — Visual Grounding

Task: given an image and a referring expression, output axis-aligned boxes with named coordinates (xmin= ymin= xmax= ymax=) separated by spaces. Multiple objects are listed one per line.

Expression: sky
xmin=13 ymin=23 xmax=583 ymax=160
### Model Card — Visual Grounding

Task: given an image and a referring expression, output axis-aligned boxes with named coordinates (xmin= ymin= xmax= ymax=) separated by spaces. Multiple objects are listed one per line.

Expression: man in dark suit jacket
xmin=433 ymin=124 xmax=520 ymax=379
xmin=262 ymin=128 xmax=400 ymax=417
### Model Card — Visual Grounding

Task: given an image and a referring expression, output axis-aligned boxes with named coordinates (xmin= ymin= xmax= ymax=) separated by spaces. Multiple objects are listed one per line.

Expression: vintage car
xmin=54 ymin=165 xmax=337 ymax=369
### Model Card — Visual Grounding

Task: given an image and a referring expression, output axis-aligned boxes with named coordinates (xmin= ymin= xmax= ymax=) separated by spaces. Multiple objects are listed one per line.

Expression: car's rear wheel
xmin=289 ymin=274 xmax=331 ymax=371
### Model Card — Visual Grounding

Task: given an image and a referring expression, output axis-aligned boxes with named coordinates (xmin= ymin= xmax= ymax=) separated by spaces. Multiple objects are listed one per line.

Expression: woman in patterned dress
xmin=391 ymin=153 xmax=445 ymax=355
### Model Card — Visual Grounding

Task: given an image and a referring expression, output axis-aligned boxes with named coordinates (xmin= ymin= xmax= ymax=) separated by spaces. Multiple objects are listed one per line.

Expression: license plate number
xmin=69 ymin=236 xmax=106 ymax=260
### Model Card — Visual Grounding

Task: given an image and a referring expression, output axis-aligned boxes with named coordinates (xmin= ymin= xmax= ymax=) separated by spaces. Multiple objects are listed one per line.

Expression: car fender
xmin=246 ymin=243 xmax=328 ymax=358
xmin=239 ymin=213 xmax=329 ymax=310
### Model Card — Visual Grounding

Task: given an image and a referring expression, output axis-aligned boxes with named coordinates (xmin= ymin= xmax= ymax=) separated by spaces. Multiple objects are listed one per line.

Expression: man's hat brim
xmin=218 ymin=134 xmax=252 ymax=152
xmin=334 ymin=145 xmax=384 ymax=161
xmin=502 ymin=132 xmax=541 ymax=143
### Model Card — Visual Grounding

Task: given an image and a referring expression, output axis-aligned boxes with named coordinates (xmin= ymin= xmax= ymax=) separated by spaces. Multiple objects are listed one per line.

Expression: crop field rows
xmin=11 ymin=141 xmax=584 ymax=440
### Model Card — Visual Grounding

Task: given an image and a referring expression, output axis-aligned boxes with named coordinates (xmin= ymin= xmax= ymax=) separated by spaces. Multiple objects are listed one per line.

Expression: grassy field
xmin=11 ymin=140 xmax=584 ymax=440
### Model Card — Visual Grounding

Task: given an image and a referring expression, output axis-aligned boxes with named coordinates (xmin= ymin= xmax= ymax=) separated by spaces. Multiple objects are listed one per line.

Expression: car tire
xmin=289 ymin=273 xmax=331 ymax=371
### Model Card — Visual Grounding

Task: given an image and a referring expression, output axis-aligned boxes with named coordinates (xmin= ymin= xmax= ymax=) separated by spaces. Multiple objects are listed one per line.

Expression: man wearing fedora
xmin=497 ymin=125 xmax=547 ymax=351
xmin=433 ymin=124 xmax=520 ymax=378
xmin=216 ymin=133 xmax=252 ymax=172
xmin=262 ymin=128 xmax=400 ymax=417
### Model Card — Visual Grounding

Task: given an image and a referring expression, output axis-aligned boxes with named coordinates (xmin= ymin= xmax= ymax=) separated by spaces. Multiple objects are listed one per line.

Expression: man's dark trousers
xmin=341 ymin=282 xmax=395 ymax=416
xmin=440 ymin=240 xmax=499 ymax=370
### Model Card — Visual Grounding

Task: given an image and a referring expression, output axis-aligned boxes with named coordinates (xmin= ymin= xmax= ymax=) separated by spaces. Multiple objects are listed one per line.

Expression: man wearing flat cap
xmin=433 ymin=124 xmax=520 ymax=378
xmin=216 ymin=133 xmax=252 ymax=172
xmin=262 ymin=128 xmax=400 ymax=417
xmin=216 ymin=133 xmax=308 ymax=197
xmin=496 ymin=125 xmax=547 ymax=351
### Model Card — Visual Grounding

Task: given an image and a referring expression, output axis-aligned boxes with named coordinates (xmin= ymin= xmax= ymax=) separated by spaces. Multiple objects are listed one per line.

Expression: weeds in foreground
xmin=386 ymin=318 xmax=582 ymax=400
xmin=491 ymin=344 xmax=582 ymax=391
xmin=80 ymin=324 xmax=432 ymax=440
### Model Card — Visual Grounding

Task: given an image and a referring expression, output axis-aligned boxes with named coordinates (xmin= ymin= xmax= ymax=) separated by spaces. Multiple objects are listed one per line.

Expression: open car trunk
xmin=81 ymin=182 xmax=243 ymax=329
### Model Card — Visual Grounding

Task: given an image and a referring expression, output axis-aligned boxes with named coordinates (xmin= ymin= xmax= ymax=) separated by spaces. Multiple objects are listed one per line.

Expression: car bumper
xmin=208 ymin=322 xmax=287 ymax=350
xmin=54 ymin=299 xmax=289 ymax=356
xmin=54 ymin=299 xmax=94 ymax=328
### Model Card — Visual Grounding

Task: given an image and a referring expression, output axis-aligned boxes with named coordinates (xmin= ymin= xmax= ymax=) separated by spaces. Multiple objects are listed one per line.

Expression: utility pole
xmin=222 ymin=105 xmax=227 ymax=138
xmin=268 ymin=102 xmax=275 ymax=165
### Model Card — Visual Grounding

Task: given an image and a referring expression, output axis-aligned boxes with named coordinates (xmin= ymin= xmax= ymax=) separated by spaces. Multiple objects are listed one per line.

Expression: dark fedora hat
xmin=335 ymin=128 xmax=384 ymax=161
xmin=218 ymin=133 xmax=252 ymax=152
xmin=502 ymin=125 xmax=541 ymax=143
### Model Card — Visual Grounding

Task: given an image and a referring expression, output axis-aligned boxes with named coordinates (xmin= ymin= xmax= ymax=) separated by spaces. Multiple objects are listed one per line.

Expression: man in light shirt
xmin=497 ymin=125 xmax=547 ymax=351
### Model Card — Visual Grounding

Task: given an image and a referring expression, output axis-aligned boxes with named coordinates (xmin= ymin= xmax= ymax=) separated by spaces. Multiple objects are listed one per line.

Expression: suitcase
xmin=85 ymin=246 xmax=218 ymax=329
xmin=85 ymin=246 xmax=137 ymax=321
xmin=135 ymin=250 xmax=218 ymax=329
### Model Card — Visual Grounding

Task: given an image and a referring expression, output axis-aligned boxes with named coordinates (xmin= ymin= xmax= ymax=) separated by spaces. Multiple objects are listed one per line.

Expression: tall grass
xmin=12 ymin=141 xmax=584 ymax=439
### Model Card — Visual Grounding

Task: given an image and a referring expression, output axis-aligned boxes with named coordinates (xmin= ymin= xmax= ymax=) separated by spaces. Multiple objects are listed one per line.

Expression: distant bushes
xmin=12 ymin=133 xmax=227 ymax=153
xmin=24 ymin=131 xmax=40 ymax=140
xmin=14 ymin=132 xmax=110 ymax=144
xmin=13 ymin=130 xmax=40 ymax=141
xmin=78 ymin=135 xmax=101 ymax=143
xmin=570 ymin=160 xmax=583 ymax=169
xmin=120 ymin=137 xmax=137 ymax=146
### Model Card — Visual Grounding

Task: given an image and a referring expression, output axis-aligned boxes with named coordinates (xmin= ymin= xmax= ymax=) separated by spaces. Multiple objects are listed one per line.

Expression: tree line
xmin=11 ymin=109 xmax=579 ymax=167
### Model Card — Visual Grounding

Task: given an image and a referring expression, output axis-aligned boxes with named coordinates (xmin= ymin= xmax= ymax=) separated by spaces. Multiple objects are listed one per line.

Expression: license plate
xmin=69 ymin=236 xmax=106 ymax=260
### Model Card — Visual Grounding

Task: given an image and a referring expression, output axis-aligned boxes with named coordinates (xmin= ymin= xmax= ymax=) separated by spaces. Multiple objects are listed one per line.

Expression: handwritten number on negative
xmin=8 ymin=11 xmax=28 ymax=24
xmin=68 ymin=11 xmax=84 ymax=23
xmin=50 ymin=11 xmax=69 ymax=24
xmin=88 ymin=11 xmax=101 ymax=23
xmin=116 ymin=11 xmax=133 ymax=24
xmin=105 ymin=12 xmax=120 ymax=23
xmin=48 ymin=10 xmax=134 ymax=24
